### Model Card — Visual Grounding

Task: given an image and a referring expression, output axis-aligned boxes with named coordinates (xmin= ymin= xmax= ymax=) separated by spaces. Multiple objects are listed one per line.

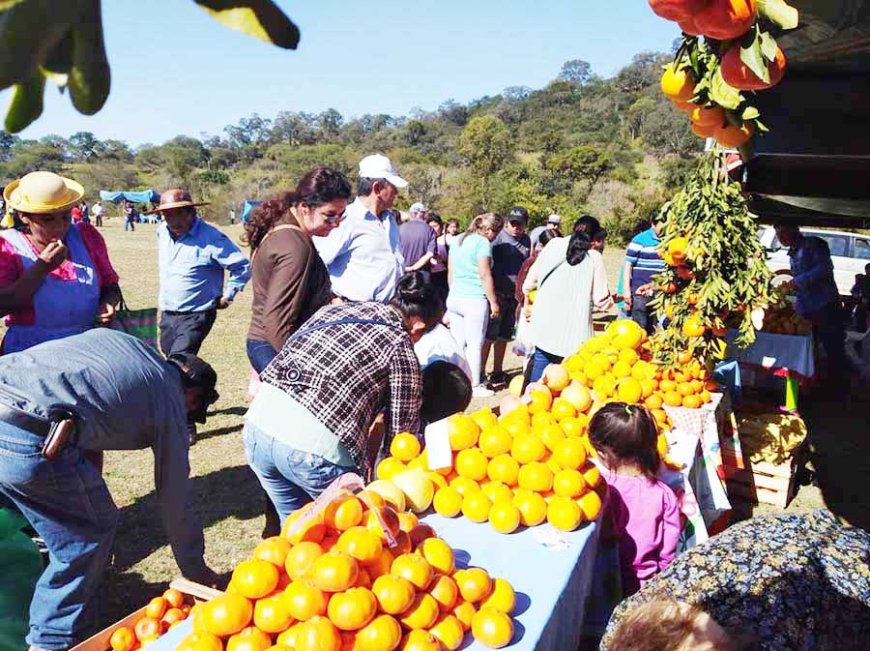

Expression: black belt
xmin=0 ymin=403 xmax=52 ymax=437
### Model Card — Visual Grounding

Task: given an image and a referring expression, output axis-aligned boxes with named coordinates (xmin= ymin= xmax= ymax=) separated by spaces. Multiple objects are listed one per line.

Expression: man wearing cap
xmin=483 ymin=206 xmax=531 ymax=387
xmin=529 ymin=214 xmax=563 ymax=248
xmin=152 ymin=188 xmax=251 ymax=358
xmin=314 ymin=154 xmax=407 ymax=302
xmin=0 ymin=328 xmax=220 ymax=651
xmin=399 ymin=202 xmax=437 ymax=279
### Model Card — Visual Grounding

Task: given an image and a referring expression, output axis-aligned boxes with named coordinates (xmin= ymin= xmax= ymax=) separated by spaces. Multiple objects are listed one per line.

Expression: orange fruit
xmin=400 ymin=629 xmax=442 ymax=651
xmin=254 ymin=594 xmax=293 ymax=634
xmin=547 ymin=496 xmax=584 ymax=531
xmin=428 ymin=573 xmax=459 ymax=611
xmin=553 ymin=437 xmax=586 ymax=470
xmin=281 ymin=582 xmax=328 ymax=621
xmin=200 ymin=593 xmax=254 ymax=637
xmin=399 ymin=593 xmax=440 ymax=630
xmin=254 ymin=536 xmax=293 ymax=568
xmin=714 ymin=121 xmax=753 ymax=148
xmin=517 ymin=462 xmax=553 ymax=492
xmin=282 ymin=504 xmax=327 ymax=544
xmin=470 ymin=407 xmax=498 ymax=430
xmin=372 ymin=574 xmax=416 ymax=615
xmin=487 ymin=455 xmax=520 ymax=486
xmin=471 ymin=607 xmax=514 ymax=648
xmin=390 ymin=433 xmax=422 ymax=462
xmin=145 ymin=597 xmax=168 ymax=620
xmin=365 ymin=505 xmax=403 ymax=540
xmin=355 ymin=614 xmax=403 ymax=651
xmin=550 ymin=398 xmax=577 ymax=422
xmin=452 ymin=601 xmax=476 ymax=632
xmin=324 ymin=495 xmax=364 ymax=531
xmin=477 ymin=426 xmax=513 ymax=458
xmin=453 ymin=567 xmax=492 ymax=603
xmin=429 ymin=614 xmax=465 ymax=651
xmin=677 ymin=382 xmax=694 ymax=397
xmin=663 ymin=391 xmax=683 ymax=407
xmin=455 ymin=448 xmax=489 ymax=482
xmin=163 ymin=588 xmax=185 ymax=610
xmin=177 ymin=632 xmax=223 ymax=651
xmin=700 ymin=390 xmax=712 ymax=404
xmin=311 ymin=551 xmax=360 ymax=593
xmin=542 ymin=363 xmax=571 ymax=391
xmin=162 ymin=608 xmax=186 ymax=627
xmin=481 ymin=480 xmax=514 ymax=505
xmin=582 ymin=464 xmax=602 ymax=489
xmin=652 ymin=408 xmax=669 ymax=428
xmin=644 ymin=393 xmax=663 ymax=410
xmin=553 ymin=468 xmax=587 ymax=498
xmin=277 ymin=622 xmax=305 ymax=648
xmin=432 ymin=486 xmax=463 ymax=517
xmin=294 ymin=616 xmax=342 ymax=651
xmin=417 ymin=537 xmax=455 ymax=575
xmin=285 ymin=541 xmax=324 ymax=581
xmin=488 ymin=501 xmax=521 ymax=534
xmin=358 ymin=489 xmax=387 ymax=510
xmin=658 ymin=379 xmax=676 ymax=394
xmin=327 ymin=587 xmax=378 ymax=631
xmin=481 ymin=578 xmax=515 ymax=614
xmin=461 ymin=492 xmax=493 ymax=523
xmin=510 ymin=435 xmax=546 ymax=464
xmin=560 ymin=417 xmax=586 ymax=438
xmin=391 ymin=553 xmax=433 ymax=590
xmin=233 ymin=559 xmax=280 ymax=599
xmin=538 ymin=423 xmax=566 ymax=452
xmin=227 ymin=627 xmax=273 ymax=651
xmin=512 ymin=490 xmax=547 ymax=526
xmin=110 ymin=626 xmax=137 ymax=651
xmin=527 ymin=387 xmax=553 ymax=414
xmin=337 ymin=526 xmax=383 ymax=564
xmin=447 ymin=414 xmax=480 ymax=451
xmin=682 ymin=394 xmax=702 ymax=409
xmin=364 ymin=546 xmax=395 ymax=579
xmin=396 ymin=512 xmax=419 ymax=533
xmin=134 ymin=617 xmax=163 ymax=642
xmin=578 ymin=490 xmax=603 ymax=521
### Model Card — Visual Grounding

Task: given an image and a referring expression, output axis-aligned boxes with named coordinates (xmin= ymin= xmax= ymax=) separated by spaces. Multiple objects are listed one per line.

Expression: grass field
xmin=83 ymin=219 xmax=826 ymax=624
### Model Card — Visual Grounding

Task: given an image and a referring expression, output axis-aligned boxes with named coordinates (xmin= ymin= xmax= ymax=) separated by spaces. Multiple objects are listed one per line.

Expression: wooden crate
xmin=70 ymin=579 xmax=221 ymax=651
xmin=721 ymin=440 xmax=804 ymax=509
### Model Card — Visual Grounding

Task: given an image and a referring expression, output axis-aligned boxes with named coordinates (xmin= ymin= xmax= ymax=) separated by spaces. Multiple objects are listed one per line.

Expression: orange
xmin=487 ymin=455 xmax=520 ymax=486
xmin=481 ymin=480 xmax=514 ymax=505
xmin=644 ymin=393 xmax=663 ymax=410
xmin=471 ymin=607 xmax=514 ymax=648
xmin=110 ymin=626 xmax=137 ymax=651
xmin=700 ymin=390 xmax=712 ymax=404
xmin=542 ymin=363 xmax=570 ymax=392
xmin=162 ymin=608 xmax=186 ymax=627
xmin=337 ymin=526 xmax=383 ymax=564
xmin=500 ymin=416 xmax=530 ymax=438
xmin=481 ymin=578 xmax=515 ymax=614
xmin=285 ymin=541 xmax=324 ymax=581
xmin=453 ymin=567 xmax=492 ymax=603
xmin=455 ymin=448 xmax=489 ymax=482
xmin=658 ymin=379 xmax=676 ymax=394
xmin=527 ymin=387 xmax=553 ymax=414
xmin=547 ymin=496 xmax=584 ymax=531
xmin=134 ymin=617 xmax=163 ymax=642
xmin=391 ymin=553 xmax=433 ymax=590
xmin=399 ymin=593 xmax=440 ymax=630
xmin=477 ymin=426 xmax=513 ymax=458
xmin=448 ymin=476 xmax=480 ymax=498
xmin=429 ymin=614 xmax=465 ymax=651
xmin=663 ymin=391 xmax=683 ymax=407
xmin=327 ymin=587 xmax=377 ymax=631
xmin=254 ymin=594 xmax=293 ymax=634
xmin=233 ymin=559 xmax=280 ymax=599
xmin=432 ymin=486 xmax=463 ymax=517
xmin=372 ymin=574 xmax=416 ymax=615
xmin=677 ymin=382 xmax=694 ymax=397
xmin=553 ymin=437 xmax=586 ymax=470
xmin=582 ymin=464 xmax=602 ymax=489
xmin=311 ymin=551 xmax=360 ymax=593
xmin=294 ymin=616 xmax=342 ymax=651
xmin=417 ymin=537 xmax=454 ymax=575
xmin=578 ymin=490 xmax=603 ymax=521
xmin=390 ymin=433 xmax=422 ymax=462
xmin=461 ymin=492 xmax=493 ymax=523
xmin=400 ymin=629 xmax=442 ymax=651
xmin=281 ymin=582 xmax=328 ymax=621
xmin=452 ymin=601 xmax=476 ymax=632
xmin=282 ymin=503 xmax=327 ymax=544
xmin=324 ymin=495 xmax=365 ymax=531
xmin=227 ymin=627 xmax=273 ymax=651
xmin=470 ymin=407 xmax=499 ymax=430
xmin=682 ymin=394 xmax=702 ymax=409
xmin=714 ymin=121 xmax=753 ymax=148
xmin=354 ymin=614 xmax=403 ymax=651
xmin=552 ymin=468 xmax=587 ymax=498
xmin=254 ymin=536 xmax=293 ymax=568
xmin=356 ymin=566 xmax=374 ymax=590
xmin=145 ymin=597 xmax=168 ymax=620
xmin=277 ymin=622 xmax=305 ymax=648
xmin=560 ymin=417 xmax=586 ymax=438
xmin=487 ymin=501 xmax=521 ymax=534
xmin=512 ymin=490 xmax=547 ymax=526
xmin=365 ymin=506 xmax=402 ymax=540
xmin=550 ymin=398 xmax=577 ymax=422
xmin=365 ymin=546 xmax=395 ymax=579
xmin=177 ymin=632 xmax=223 ymax=651
xmin=517 ymin=462 xmax=553 ymax=492
xmin=616 ymin=378 xmax=643 ymax=404
xmin=510 ymin=435 xmax=546 ymax=464
xmin=447 ymin=414 xmax=480 ymax=451
xmin=652 ymin=408 xmax=669 ymax=428
xmin=537 ymin=423 xmax=566 ymax=452
xmin=163 ymin=588 xmax=185 ymax=609
xmin=358 ymin=489 xmax=387 ymax=510
xmin=200 ymin=593 xmax=254 ymax=637
xmin=376 ymin=457 xmax=407 ymax=482
xmin=428 ymin=573 xmax=459 ymax=611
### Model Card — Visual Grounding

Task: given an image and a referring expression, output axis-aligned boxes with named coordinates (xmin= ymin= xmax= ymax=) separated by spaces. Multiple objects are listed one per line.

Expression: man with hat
xmin=399 ymin=201 xmax=437 ymax=279
xmin=483 ymin=206 xmax=531 ymax=388
xmin=529 ymin=214 xmax=563 ymax=248
xmin=0 ymin=328 xmax=220 ymax=651
xmin=151 ymin=188 xmax=251 ymax=358
xmin=315 ymin=154 xmax=408 ymax=302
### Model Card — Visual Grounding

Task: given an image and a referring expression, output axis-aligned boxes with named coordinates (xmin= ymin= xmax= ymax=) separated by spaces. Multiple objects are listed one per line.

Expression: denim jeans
xmin=630 ymin=294 xmax=657 ymax=335
xmin=0 ymin=421 xmax=118 ymax=650
xmin=246 ymin=338 xmax=279 ymax=374
xmin=243 ymin=421 xmax=355 ymax=524
xmin=528 ymin=348 xmax=564 ymax=383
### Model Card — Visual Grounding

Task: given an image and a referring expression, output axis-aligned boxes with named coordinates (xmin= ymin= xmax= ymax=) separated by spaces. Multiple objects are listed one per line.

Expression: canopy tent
xmin=99 ymin=189 xmax=160 ymax=204
xmin=241 ymin=200 xmax=262 ymax=224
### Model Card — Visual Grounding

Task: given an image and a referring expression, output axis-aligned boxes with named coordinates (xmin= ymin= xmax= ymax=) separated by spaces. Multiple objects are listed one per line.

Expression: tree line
xmin=0 ymin=52 xmax=699 ymax=242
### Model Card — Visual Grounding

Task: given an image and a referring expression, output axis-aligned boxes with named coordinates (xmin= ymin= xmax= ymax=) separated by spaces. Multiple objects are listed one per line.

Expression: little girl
xmin=589 ymin=402 xmax=681 ymax=596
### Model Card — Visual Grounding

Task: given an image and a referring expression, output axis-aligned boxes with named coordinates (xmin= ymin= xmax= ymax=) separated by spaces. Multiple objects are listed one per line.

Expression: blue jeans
xmin=246 ymin=338 xmax=279 ymax=374
xmin=528 ymin=348 xmax=564 ymax=383
xmin=243 ymin=422 xmax=355 ymax=524
xmin=630 ymin=294 xmax=657 ymax=335
xmin=0 ymin=421 xmax=118 ymax=650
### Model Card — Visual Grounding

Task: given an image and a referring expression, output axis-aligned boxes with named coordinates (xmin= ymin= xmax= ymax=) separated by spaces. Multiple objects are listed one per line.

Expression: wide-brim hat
xmin=144 ymin=189 xmax=210 ymax=215
xmin=4 ymin=171 xmax=84 ymax=214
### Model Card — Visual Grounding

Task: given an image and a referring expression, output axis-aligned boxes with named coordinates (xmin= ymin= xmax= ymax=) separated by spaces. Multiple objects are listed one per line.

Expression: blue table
xmin=145 ymin=517 xmax=601 ymax=651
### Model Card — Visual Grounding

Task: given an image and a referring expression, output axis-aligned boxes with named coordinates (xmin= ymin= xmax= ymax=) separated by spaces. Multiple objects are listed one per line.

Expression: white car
xmin=758 ymin=226 xmax=870 ymax=296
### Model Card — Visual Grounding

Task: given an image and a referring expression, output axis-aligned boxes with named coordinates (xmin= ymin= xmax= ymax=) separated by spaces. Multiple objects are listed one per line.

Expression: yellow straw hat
xmin=4 ymin=171 xmax=84 ymax=214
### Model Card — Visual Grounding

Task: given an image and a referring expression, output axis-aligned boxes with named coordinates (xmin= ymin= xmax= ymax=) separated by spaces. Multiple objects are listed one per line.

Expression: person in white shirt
xmin=414 ymin=323 xmax=472 ymax=382
xmin=314 ymin=154 xmax=408 ymax=302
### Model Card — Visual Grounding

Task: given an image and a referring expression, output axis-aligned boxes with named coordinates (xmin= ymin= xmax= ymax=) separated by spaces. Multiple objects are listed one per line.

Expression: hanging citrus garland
xmin=652 ymin=0 xmax=800 ymax=150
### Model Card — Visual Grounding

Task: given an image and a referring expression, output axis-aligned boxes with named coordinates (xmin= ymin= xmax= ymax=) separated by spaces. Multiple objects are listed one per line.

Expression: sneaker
xmin=472 ymin=384 xmax=495 ymax=398
xmin=488 ymin=371 xmax=509 ymax=388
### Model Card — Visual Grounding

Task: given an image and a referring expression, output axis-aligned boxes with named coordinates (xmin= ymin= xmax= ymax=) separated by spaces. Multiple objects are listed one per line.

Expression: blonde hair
xmin=607 ymin=598 xmax=736 ymax=651
xmin=458 ymin=212 xmax=504 ymax=245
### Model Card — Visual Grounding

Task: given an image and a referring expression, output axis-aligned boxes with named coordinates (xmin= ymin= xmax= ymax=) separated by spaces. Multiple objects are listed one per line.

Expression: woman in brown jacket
xmin=245 ymin=167 xmax=353 ymax=373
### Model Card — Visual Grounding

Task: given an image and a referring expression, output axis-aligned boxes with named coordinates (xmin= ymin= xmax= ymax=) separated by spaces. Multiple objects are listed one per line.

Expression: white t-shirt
xmin=414 ymin=324 xmax=472 ymax=381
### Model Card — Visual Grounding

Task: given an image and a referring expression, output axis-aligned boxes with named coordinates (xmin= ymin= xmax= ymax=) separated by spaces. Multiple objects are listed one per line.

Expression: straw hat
xmin=144 ymin=188 xmax=209 ymax=214
xmin=3 ymin=171 xmax=84 ymax=214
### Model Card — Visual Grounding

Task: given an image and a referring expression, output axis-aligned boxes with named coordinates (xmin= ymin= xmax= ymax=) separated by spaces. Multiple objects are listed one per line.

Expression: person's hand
xmin=624 ymin=294 xmax=633 ymax=311
xmin=216 ymin=297 xmax=231 ymax=310
xmin=489 ymin=300 xmax=501 ymax=320
xmin=636 ymin=283 xmax=653 ymax=297
xmin=37 ymin=240 xmax=67 ymax=271
xmin=97 ymin=301 xmax=117 ymax=324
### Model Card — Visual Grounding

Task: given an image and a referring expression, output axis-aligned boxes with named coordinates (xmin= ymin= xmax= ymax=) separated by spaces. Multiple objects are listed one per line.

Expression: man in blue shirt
xmin=624 ymin=215 xmax=666 ymax=334
xmin=152 ymin=189 xmax=251 ymax=357
xmin=0 ymin=329 xmax=219 ymax=651
xmin=775 ymin=223 xmax=851 ymax=382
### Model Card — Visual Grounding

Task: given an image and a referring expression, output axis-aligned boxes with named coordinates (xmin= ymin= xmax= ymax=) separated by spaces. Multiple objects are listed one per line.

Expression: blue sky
xmin=10 ymin=1 xmax=680 ymax=147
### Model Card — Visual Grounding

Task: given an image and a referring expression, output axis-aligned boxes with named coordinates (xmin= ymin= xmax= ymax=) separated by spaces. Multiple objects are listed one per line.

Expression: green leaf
xmin=759 ymin=31 xmax=778 ymax=61
xmin=740 ymin=30 xmax=770 ymax=83
xmin=742 ymin=105 xmax=760 ymax=120
xmin=709 ymin=68 xmax=743 ymax=110
xmin=193 ymin=0 xmax=300 ymax=49
xmin=5 ymin=71 xmax=44 ymax=132
xmin=757 ymin=0 xmax=800 ymax=30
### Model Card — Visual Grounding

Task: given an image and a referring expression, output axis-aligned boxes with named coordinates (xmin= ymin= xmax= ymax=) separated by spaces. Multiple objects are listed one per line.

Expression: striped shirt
xmin=625 ymin=228 xmax=665 ymax=293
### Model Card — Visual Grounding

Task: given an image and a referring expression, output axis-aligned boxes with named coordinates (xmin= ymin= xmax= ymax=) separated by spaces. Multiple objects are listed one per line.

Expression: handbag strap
xmin=286 ymin=317 xmax=403 ymax=344
xmin=538 ymin=257 xmax=567 ymax=290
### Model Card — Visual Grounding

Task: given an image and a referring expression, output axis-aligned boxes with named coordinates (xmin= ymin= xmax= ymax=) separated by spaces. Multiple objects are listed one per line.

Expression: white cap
xmin=358 ymin=154 xmax=409 ymax=189
xmin=547 ymin=214 xmax=562 ymax=225
xmin=409 ymin=202 xmax=428 ymax=213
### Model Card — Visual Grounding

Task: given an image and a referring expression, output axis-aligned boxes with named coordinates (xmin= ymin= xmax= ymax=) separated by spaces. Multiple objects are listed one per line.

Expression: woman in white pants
xmin=446 ymin=213 xmax=504 ymax=397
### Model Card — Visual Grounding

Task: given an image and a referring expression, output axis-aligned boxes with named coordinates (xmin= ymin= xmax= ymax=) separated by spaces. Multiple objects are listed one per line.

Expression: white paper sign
xmin=761 ymin=356 xmax=777 ymax=369
xmin=424 ymin=418 xmax=453 ymax=470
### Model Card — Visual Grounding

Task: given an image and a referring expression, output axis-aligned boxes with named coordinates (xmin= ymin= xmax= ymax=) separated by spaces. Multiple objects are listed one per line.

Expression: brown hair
xmin=588 ymin=402 xmax=660 ymax=479
xmin=244 ymin=166 xmax=351 ymax=251
xmin=607 ymin=598 xmax=734 ymax=651
xmin=457 ymin=212 xmax=504 ymax=246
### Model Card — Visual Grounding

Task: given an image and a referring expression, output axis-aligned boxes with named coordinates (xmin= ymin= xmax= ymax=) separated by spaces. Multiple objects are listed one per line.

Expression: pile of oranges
xmin=174 ymin=491 xmax=518 ymax=650
xmin=109 ymin=588 xmax=191 ymax=650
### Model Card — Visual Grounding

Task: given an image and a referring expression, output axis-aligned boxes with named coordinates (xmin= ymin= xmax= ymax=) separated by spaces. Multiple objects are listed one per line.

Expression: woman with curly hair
xmin=245 ymin=167 xmax=352 ymax=373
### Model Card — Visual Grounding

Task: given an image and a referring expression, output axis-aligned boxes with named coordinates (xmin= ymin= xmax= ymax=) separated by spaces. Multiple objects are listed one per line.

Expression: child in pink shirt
xmin=589 ymin=402 xmax=681 ymax=595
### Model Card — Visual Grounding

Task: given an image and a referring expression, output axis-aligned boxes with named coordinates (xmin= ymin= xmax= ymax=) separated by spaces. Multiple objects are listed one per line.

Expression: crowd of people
xmin=0 ymin=160 xmax=866 ymax=651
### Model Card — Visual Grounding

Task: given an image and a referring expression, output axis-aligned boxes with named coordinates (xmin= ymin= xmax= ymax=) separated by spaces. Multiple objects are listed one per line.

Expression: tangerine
xmin=510 ymin=435 xmax=546 ymax=464
xmin=134 ymin=617 xmax=163 ymax=642
xmin=226 ymin=627 xmax=273 ymax=651
xmin=455 ymin=448 xmax=489 ymax=482
xmin=377 ymin=457 xmax=407 ymax=482
xmin=177 ymin=632 xmax=223 ymax=651
xmin=552 ymin=468 xmax=587 ymax=498
xmin=487 ymin=455 xmax=520 ymax=486
xmin=488 ymin=501 xmax=522 ymax=534
xmin=337 ymin=526 xmax=384 ymax=564
xmin=110 ymin=626 xmax=137 ymax=651
xmin=285 ymin=541 xmax=324 ymax=581
xmin=282 ymin=504 xmax=327 ymax=544
xmin=327 ymin=587 xmax=377 ymax=631
xmin=512 ymin=490 xmax=547 ymax=526
xmin=461 ymin=491 xmax=493 ymax=523
xmin=428 ymin=573 xmax=459 ymax=611
xmin=391 ymin=553 xmax=434 ymax=590
xmin=372 ymin=574 xmax=416 ymax=615
xmin=429 ymin=614 xmax=465 ymax=651
xmin=354 ymin=614 xmax=403 ymax=651
xmin=400 ymin=629 xmax=442 ymax=651
xmin=577 ymin=491 xmax=603 ymax=521
xmin=399 ymin=593 xmax=440 ymax=630
xmin=294 ymin=616 xmax=342 ymax=651
xmin=477 ymin=426 xmax=513 ymax=458
xmin=254 ymin=594 xmax=293 ymax=634
xmin=324 ymin=495 xmax=365 ymax=531
xmin=281 ymin=582 xmax=328 ymax=621
xmin=663 ymin=391 xmax=683 ymax=407
xmin=453 ymin=567 xmax=492 ymax=603
xmin=517 ymin=462 xmax=553 ymax=492
xmin=447 ymin=414 xmax=480 ymax=451
xmin=547 ymin=496 xmax=584 ymax=531
xmin=481 ymin=480 xmax=514 ymax=505
xmin=481 ymin=578 xmax=515 ymax=614
xmin=432 ymin=486 xmax=463 ymax=517
xmin=200 ymin=593 xmax=253 ymax=637
xmin=145 ymin=597 xmax=168 ymax=620
xmin=311 ymin=551 xmax=360 ymax=593
xmin=390 ymin=433 xmax=422 ymax=462
xmin=418 ymin=537 xmax=455 ymax=575
xmin=471 ymin=607 xmax=514 ymax=649
xmin=553 ymin=437 xmax=586 ymax=470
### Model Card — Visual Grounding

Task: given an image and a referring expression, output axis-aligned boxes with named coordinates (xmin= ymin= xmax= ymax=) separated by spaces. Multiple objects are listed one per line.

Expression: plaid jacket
xmin=261 ymin=301 xmax=422 ymax=477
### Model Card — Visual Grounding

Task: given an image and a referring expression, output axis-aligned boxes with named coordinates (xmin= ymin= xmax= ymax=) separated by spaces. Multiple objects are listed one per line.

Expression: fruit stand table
xmin=727 ymin=331 xmax=815 ymax=411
